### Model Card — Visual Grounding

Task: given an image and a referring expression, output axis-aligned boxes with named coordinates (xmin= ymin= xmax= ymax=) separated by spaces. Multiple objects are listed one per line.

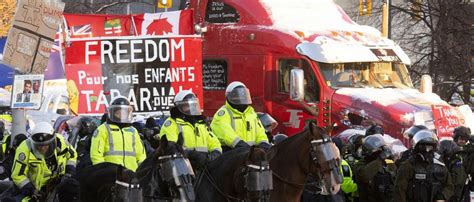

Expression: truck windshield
xmin=318 ymin=62 xmax=413 ymax=89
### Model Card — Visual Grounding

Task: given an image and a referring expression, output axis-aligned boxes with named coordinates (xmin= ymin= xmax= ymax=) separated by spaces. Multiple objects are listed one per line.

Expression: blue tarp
xmin=0 ymin=37 xmax=17 ymax=87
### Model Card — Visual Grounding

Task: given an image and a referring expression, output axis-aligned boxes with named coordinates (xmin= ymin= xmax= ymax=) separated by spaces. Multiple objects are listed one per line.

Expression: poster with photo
xmin=11 ymin=74 xmax=44 ymax=109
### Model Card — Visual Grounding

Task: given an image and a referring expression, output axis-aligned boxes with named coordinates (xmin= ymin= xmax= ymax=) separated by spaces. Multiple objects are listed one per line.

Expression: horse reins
xmin=203 ymin=167 xmax=243 ymax=201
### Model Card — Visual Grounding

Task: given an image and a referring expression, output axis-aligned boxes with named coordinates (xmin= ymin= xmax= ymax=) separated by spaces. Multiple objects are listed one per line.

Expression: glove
xmin=257 ymin=142 xmax=272 ymax=151
xmin=20 ymin=182 xmax=36 ymax=196
xmin=235 ymin=140 xmax=250 ymax=148
xmin=66 ymin=165 xmax=76 ymax=176
xmin=186 ymin=150 xmax=207 ymax=170
xmin=207 ymin=150 xmax=222 ymax=162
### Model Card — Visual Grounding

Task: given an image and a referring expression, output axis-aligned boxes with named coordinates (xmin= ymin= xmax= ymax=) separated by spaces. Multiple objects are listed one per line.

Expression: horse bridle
xmin=242 ymin=161 xmax=273 ymax=201
xmin=157 ymin=153 xmax=196 ymax=201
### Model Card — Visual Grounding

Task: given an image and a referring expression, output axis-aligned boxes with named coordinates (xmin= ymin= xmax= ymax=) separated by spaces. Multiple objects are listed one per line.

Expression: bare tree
xmin=338 ymin=0 xmax=473 ymax=105
xmin=63 ymin=0 xmax=157 ymax=14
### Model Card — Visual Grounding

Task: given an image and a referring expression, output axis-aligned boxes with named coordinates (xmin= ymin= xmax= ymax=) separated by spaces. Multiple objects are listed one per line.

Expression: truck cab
xmin=190 ymin=0 xmax=468 ymax=141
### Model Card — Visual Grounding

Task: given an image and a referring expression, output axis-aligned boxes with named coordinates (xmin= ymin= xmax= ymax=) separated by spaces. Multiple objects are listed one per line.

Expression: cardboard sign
xmin=431 ymin=105 xmax=461 ymax=138
xmin=65 ymin=36 xmax=203 ymax=115
xmin=2 ymin=0 xmax=65 ymax=73
xmin=11 ymin=74 xmax=45 ymax=109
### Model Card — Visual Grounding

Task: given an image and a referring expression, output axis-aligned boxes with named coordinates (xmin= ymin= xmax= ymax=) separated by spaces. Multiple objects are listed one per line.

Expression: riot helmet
xmin=78 ymin=116 xmax=98 ymax=138
xmin=403 ymin=125 xmax=428 ymax=140
xmin=30 ymin=122 xmax=56 ymax=159
xmin=453 ymin=126 xmax=471 ymax=145
xmin=438 ymin=139 xmax=461 ymax=160
xmin=174 ymin=90 xmax=202 ymax=116
xmin=257 ymin=113 xmax=278 ymax=133
xmin=361 ymin=134 xmax=391 ymax=159
xmin=348 ymin=134 xmax=364 ymax=159
xmin=365 ymin=124 xmax=384 ymax=136
xmin=225 ymin=81 xmax=252 ymax=105
xmin=412 ymin=129 xmax=438 ymax=155
xmin=108 ymin=96 xmax=133 ymax=124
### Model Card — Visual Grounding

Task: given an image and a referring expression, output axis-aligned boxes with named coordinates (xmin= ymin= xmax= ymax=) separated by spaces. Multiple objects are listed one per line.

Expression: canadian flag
xmin=133 ymin=10 xmax=193 ymax=36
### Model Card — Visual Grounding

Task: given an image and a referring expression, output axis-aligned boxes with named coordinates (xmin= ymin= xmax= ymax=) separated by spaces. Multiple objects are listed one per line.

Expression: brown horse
xmin=195 ymin=146 xmax=272 ymax=202
xmin=268 ymin=121 xmax=342 ymax=201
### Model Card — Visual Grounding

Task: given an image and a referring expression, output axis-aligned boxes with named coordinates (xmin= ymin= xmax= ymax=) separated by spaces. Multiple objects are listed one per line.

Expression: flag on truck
xmin=133 ymin=10 xmax=193 ymax=36
xmin=63 ymin=14 xmax=133 ymax=38
xmin=104 ymin=18 xmax=123 ymax=35
xmin=64 ymin=35 xmax=203 ymax=115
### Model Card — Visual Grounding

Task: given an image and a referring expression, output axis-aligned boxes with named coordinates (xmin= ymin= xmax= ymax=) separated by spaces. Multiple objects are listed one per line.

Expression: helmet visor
xmin=258 ymin=113 xmax=278 ymax=132
xmin=108 ymin=105 xmax=133 ymax=123
xmin=30 ymin=134 xmax=56 ymax=159
xmin=227 ymin=87 xmax=252 ymax=105
xmin=176 ymin=99 xmax=202 ymax=116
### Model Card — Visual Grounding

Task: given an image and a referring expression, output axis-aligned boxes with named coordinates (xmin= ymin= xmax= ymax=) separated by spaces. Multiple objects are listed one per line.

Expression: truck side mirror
xmin=420 ymin=74 xmax=432 ymax=94
xmin=290 ymin=69 xmax=305 ymax=102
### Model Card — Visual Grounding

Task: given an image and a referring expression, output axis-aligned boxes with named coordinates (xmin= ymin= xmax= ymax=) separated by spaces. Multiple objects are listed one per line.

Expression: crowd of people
xmin=0 ymin=79 xmax=471 ymax=201
xmin=324 ymin=124 xmax=473 ymax=202
xmin=0 ymin=81 xmax=274 ymax=201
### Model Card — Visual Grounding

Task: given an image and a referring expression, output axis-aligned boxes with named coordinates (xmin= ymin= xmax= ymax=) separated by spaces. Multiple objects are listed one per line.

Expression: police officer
xmin=439 ymin=139 xmax=467 ymax=202
xmin=144 ymin=117 xmax=160 ymax=149
xmin=0 ymin=121 xmax=10 ymax=159
xmin=453 ymin=126 xmax=471 ymax=148
xmin=396 ymin=125 xmax=429 ymax=167
xmin=160 ymin=90 xmax=222 ymax=172
xmin=345 ymin=134 xmax=364 ymax=168
xmin=333 ymin=137 xmax=358 ymax=202
xmin=211 ymin=82 xmax=270 ymax=151
xmin=11 ymin=122 xmax=77 ymax=201
xmin=90 ymin=96 xmax=146 ymax=172
xmin=393 ymin=130 xmax=454 ymax=202
xmin=75 ymin=116 xmax=98 ymax=171
xmin=353 ymin=134 xmax=394 ymax=202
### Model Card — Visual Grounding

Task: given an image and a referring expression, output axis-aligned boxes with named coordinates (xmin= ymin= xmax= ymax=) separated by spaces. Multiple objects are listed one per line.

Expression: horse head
xmin=268 ymin=121 xmax=342 ymax=201
xmin=155 ymin=135 xmax=196 ymax=201
xmin=241 ymin=146 xmax=273 ymax=202
xmin=111 ymin=166 xmax=143 ymax=202
xmin=306 ymin=122 xmax=342 ymax=195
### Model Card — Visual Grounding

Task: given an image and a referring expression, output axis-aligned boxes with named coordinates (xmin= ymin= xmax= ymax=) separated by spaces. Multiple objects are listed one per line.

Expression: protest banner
xmin=11 ymin=74 xmax=44 ymax=109
xmin=2 ymin=0 xmax=65 ymax=73
xmin=432 ymin=104 xmax=462 ymax=139
xmin=65 ymin=35 xmax=202 ymax=115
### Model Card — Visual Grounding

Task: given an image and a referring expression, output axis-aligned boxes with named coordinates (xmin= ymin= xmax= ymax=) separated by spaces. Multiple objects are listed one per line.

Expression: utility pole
xmin=382 ymin=0 xmax=390 ymax=38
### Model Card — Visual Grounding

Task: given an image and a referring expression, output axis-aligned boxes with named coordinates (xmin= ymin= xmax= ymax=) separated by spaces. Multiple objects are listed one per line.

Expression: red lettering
xmin=43 ymin=6 xmax=62 ymax=18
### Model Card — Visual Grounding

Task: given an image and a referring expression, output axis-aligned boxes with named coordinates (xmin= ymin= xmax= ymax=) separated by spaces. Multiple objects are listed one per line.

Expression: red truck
xmin=188 ymin=0 xmax=471 ymax=141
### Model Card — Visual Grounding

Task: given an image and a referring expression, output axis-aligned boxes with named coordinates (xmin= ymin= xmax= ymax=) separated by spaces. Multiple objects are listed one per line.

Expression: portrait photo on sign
xmin=11 ymin=75 xmax=44 ymax=109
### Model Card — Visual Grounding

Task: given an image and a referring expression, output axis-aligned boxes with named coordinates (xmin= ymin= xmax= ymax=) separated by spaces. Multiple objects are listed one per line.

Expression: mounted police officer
xmin=160 ymin=90 xmax=222 ymax=172
xmin=11 ymin=122 xmax=78 ymax=201
xmin=393 ymin=129 xmax=454 ymax=202
xmin=353 ymin=134 xmax=394 ymax=202
xmin=211 ymin=81 xmax=270 ymax=151
xmin=90 ymin=96 xmax=146 ymax=172
xmin=396 ymin=125 xmax=429 ymax=167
